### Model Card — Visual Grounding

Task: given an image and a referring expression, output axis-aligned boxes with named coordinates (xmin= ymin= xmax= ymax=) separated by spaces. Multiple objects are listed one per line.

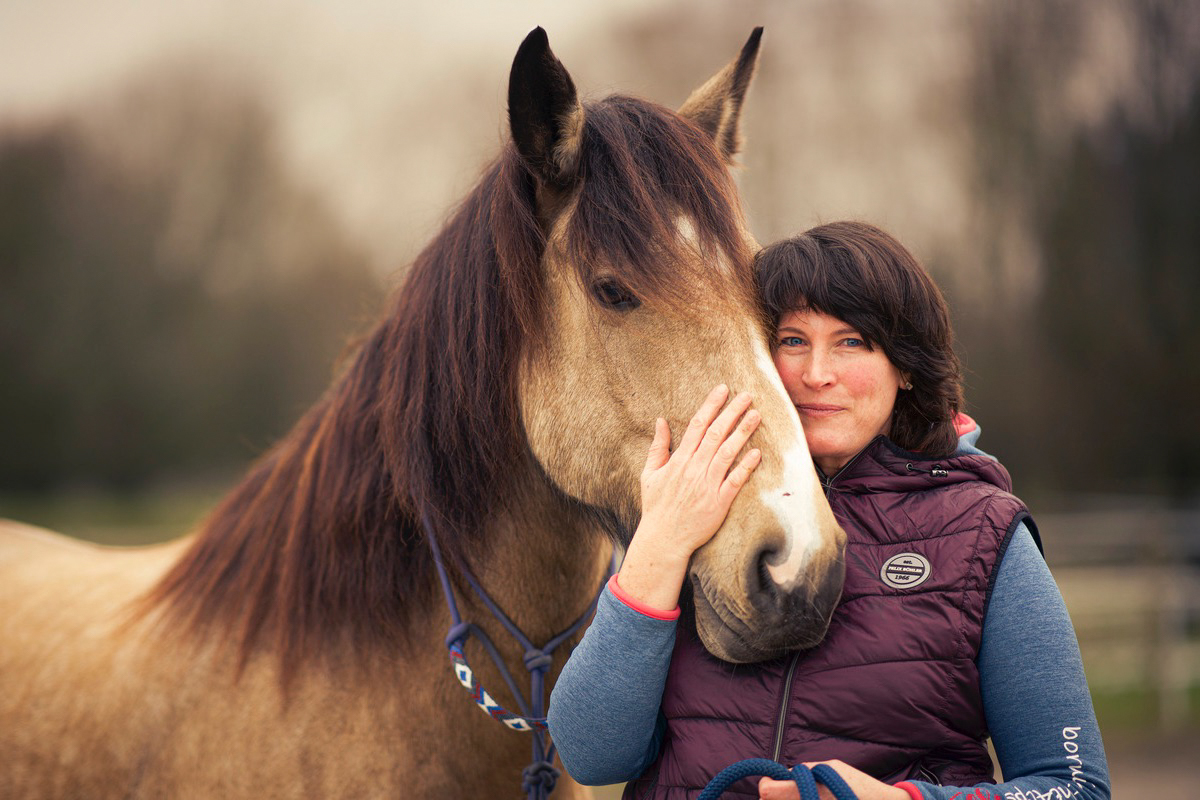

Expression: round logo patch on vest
xmin=880 ymin=552 xmax=931 ymax=589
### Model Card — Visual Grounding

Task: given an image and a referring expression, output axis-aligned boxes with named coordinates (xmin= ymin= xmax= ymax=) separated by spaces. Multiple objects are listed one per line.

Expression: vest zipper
xmin=917 ymin=763 xmax=942 ymax=785
xmin=771 ymin=651 xmax=803 ymax=761
xmin=818 ymin=437 xmax=881 ymax=494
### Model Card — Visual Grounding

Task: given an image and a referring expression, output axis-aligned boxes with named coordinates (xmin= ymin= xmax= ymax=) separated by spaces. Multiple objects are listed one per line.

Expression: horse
xmin=0 ymin=28 xmax=846 ymax=798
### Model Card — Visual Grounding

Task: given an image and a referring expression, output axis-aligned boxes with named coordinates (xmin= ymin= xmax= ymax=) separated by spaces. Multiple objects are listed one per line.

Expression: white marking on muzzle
xmin=750 ymin=332 xmax=824 ymax=590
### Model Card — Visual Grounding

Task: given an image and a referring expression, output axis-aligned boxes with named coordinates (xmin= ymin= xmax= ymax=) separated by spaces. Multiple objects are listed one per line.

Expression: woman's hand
xmin=617 ymin=384 xmax=762 ymax=612
xmin=758 ymin=760 xmax=910 ymax=800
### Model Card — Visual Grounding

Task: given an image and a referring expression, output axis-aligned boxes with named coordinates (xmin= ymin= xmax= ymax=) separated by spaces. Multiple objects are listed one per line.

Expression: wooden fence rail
xmin=1040 ymin=505 xmax=1200 ymax=729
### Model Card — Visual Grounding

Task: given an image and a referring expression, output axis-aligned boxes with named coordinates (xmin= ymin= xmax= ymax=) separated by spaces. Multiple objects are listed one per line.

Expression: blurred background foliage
xmin=963 ymin=1 xmax=1200 ymax=502
xmin=0 ymin=68 xmax=380 ymax=491
xmin=1 ymin=0 xmax=1197 ymax=505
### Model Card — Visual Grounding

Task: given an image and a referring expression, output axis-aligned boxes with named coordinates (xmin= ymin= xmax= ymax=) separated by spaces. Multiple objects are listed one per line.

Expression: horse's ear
xmin=678 ymin=27 xmax=763 ymax=163
xmin=508 ymin=27 xmax=584 ymax=186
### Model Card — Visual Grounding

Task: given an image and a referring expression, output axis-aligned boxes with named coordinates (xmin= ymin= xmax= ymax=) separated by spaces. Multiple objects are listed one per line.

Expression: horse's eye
xmin=591 ymin=279 xmax=641 ymax=312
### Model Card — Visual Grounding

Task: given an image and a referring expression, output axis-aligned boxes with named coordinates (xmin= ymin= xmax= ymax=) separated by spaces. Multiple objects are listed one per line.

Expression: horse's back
xmin=0 ymin=516 xmax=187 ymax=554
xmin=0 ymin=519 xmax=191 ymax=799
xmin=0 ymin=518 xmax=188 ymax=626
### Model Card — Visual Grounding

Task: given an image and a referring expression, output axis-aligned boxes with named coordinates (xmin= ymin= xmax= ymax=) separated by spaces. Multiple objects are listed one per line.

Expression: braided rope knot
xmin=424 ymin=515 xmax=616 ymax=800
xmin=522 ymin=760 xmax=560 ymax=795
xmin=523 ymin=649 xmax=554 ymax=672
xmin=444 ymin=621 xmax=471 ymax=649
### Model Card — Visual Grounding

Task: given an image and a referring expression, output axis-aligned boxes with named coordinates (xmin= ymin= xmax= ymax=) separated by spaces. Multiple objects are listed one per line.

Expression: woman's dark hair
xmin=755 ymin=221 xmax=964 ymax=457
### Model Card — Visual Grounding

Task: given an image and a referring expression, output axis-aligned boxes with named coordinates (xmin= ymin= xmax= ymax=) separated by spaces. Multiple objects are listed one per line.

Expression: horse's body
xmin=0 ymin=493 xmax=606 ymax=798
xmin=0 ymin=29 xmax=846 ymax=798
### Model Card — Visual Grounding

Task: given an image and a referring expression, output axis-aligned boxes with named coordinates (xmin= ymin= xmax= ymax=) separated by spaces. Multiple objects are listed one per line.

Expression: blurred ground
xmin=1104 ymin=730 xmax=1200 ymax=799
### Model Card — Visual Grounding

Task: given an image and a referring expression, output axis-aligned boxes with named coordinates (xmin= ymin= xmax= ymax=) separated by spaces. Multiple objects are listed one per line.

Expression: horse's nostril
xmin=754 ymin=547 xmax=780 ymax=601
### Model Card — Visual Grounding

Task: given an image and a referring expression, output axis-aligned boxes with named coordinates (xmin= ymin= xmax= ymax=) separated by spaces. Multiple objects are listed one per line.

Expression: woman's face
xmin=772 ymin=309 xmax=906 ymax=476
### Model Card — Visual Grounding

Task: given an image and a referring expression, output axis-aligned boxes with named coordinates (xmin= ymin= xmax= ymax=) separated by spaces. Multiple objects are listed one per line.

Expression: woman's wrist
xmin=608 ymin=575 xmax=680 ymax=620
xmin=616 ymin=532 xmax=691 ymax=612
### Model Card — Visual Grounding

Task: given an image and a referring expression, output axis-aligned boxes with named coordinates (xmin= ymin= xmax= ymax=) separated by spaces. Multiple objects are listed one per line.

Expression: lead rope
xmin=698 ymin=758 xmax=860 ymax=800
xmin=423 ymin=515 xmax=614 ymax=800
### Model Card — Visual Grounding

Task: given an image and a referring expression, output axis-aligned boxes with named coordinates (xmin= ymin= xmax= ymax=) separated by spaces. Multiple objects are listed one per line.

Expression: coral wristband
xmin=608 ymin=574 xmax=681 ymax=620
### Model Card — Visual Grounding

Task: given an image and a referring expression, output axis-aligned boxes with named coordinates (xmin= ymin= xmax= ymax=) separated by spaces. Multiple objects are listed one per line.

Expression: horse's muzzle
xmin=690 ymin=547 xmax=846 ymax=664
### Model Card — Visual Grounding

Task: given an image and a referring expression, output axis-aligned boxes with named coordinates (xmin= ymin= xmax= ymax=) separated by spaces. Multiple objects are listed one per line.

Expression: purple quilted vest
xmin=623 ymin=437 xmax=1032 ymax=799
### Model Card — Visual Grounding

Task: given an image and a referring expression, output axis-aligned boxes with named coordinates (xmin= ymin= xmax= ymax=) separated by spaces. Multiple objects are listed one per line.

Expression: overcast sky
xmin=0 ymin=1 xmax=663 ymax=119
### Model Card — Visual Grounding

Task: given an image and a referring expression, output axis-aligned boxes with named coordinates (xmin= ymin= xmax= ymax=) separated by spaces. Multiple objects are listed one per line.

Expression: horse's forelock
xmin=563 ymin=96 xmax=755 ymax=308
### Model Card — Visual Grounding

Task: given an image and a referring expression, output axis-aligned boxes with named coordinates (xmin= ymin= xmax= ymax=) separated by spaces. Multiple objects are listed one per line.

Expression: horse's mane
xmin=144 ymin=95 xmax=754 ymax=677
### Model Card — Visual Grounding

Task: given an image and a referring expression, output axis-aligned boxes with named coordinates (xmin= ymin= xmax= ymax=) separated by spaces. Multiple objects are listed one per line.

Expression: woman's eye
xmin=843 ymin=338 xmax=864 ymax=347
xmin=591 ymin=279 xmax=641 ymax=312
xmin=779 ymin=336 xmax=804 ymax=347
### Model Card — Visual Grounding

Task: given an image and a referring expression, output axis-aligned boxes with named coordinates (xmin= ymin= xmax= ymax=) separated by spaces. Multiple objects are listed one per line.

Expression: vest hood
xmin=823 ymin=435 xmax=1014 ymax=497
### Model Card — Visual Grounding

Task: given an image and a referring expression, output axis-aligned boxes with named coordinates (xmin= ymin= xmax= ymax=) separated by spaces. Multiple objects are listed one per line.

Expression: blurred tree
xmin=960 ymin=0 xmax=1200 ymax=501
xmin=1037 ymin=76 xmax=1200 ymax=499
xmin=0 ymin=69 xmax=380 ymax=491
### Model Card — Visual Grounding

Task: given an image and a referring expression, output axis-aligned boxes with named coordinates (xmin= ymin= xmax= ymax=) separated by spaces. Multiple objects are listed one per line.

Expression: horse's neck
xmin=454 ymin=473 xmax=612 ymax=649
xmin=404 ymin=469 xmax=610 ymax=788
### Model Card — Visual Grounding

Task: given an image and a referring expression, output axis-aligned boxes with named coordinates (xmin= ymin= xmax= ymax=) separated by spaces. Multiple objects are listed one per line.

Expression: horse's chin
xmin=690 ymin=575 xmax=834 ymax=664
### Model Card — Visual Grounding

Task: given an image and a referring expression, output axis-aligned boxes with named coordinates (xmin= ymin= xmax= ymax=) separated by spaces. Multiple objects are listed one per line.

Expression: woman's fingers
xmin=658 ymin=387 xmax=760 ymax=493
xmin=796 ymin=760 xmax=904 ymax=800
xmin=634 ymin=388 xmax=762 ymax=563
xmin=643 ymin=417 xmax=671 ymax=473
xmin=710 ymin=406 xmax=760 ymax=475
xmin=675 ymin=384 xmax=730 ymax=457
xmin=718 ymin=448 xmax=761 ymax=507
xmin=758 ymin=777 xmax=800 ymax=800
xmin=693 ymin=390 xmax=754 ymax=462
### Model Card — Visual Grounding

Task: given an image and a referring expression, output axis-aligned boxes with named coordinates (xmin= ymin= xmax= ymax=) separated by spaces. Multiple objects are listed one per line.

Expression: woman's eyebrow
xmin=776 ymin=325 xmax=862 ymax=336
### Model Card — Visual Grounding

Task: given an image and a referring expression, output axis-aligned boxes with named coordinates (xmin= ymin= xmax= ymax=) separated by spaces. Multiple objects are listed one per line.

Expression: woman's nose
xmin=802 ymin=352 xmax=835 ymax=387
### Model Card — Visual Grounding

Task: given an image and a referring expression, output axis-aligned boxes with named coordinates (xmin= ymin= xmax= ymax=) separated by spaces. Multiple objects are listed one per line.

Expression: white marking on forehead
xmin=674 ymin=215 xmax=698 ymax=245
xmin=674 ymin=215 xmax=733 ymax=276
xmin=749 ymin=328 xmax=825 ymax=589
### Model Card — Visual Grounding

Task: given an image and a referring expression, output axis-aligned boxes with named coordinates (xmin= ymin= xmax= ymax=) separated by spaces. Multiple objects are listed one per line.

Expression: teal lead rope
xmin=698 ymin=758 xmax=859 ymax=800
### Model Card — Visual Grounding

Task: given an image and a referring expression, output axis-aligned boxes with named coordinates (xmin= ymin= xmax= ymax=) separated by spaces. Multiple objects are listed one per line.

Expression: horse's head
xmin=509 ymin=29 xmax=846 ymax=663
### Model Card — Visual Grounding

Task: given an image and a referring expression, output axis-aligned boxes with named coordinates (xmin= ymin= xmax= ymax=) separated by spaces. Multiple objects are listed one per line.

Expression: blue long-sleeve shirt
xmin=548 ymin=431 xmax=1110 ymax=799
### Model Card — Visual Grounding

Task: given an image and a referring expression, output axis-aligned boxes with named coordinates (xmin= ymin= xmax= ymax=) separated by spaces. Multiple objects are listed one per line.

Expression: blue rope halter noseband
xmin=423 ymin=515 xmax=614 ymax=800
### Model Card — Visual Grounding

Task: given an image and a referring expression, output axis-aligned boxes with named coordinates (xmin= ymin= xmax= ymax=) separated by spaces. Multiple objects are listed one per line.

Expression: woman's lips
xmin=797 ymin=403 xmax=843 ymax=418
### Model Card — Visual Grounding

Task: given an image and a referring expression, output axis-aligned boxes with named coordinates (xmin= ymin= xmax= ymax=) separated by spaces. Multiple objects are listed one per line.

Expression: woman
xmin=547 ymin=222 xmax=1110 ymax=800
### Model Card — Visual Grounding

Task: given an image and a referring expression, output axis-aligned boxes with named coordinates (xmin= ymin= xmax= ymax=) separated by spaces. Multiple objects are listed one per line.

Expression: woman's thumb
xmin=644 ymin=417 xmax=671 ymax=470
